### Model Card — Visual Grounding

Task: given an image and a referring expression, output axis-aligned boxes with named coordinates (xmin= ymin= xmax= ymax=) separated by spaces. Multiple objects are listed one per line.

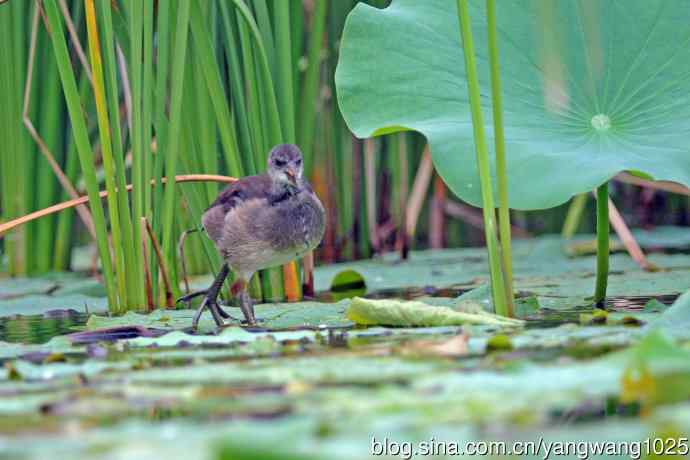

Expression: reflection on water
xmin=0 ymin=311 xmax=87 ymax=344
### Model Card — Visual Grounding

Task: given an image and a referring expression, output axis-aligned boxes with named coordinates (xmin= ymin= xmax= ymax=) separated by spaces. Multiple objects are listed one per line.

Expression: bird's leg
xmin=188 ymin=264 xmax=230 ymax=330
xmin=230 ymin=277 xmax=256 ymax=326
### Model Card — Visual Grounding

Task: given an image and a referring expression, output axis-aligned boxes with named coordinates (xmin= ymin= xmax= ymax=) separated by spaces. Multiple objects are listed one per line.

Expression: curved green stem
xmin=562 ymin=193 xmax=588 ymax=239
xmin=456 ymin=0 xmax=508 ymax=317
xmin=593 ymin=183 xmax=610 ymax=307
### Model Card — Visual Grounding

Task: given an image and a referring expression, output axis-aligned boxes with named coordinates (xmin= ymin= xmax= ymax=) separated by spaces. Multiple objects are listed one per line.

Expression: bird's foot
xmin=238 ymin=290 xmax=257 ymax=327
xmin=239 ymin=317 xmax=265 ymax=327
xmin=191 ymin=294 xmax=228 ymax=331
xmin=176 ymin=289 xmax=209 ymax=306
xmin=178 ymin=290 xmax=238 ymax=320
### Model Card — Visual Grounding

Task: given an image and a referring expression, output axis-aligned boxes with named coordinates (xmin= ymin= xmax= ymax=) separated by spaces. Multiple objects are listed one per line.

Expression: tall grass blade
xmin=160 ymin=0 xmax=192 ymax=290
xmin=96 ymin=0 xmax=140 ymax=307
xmin=85 ymin=0 xmax=130 ymax=310
xmin=44 ymin=0 xmax=118 ymax=309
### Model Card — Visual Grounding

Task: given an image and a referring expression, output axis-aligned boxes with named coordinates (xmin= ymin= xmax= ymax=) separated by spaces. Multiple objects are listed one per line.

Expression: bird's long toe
xmin=207 ymin=301 xmax=226 ymax=327
xmin=192 ymin=296 xmax=226 ymax=331
xmin=177 ymin=289 xmax=209 ymax=306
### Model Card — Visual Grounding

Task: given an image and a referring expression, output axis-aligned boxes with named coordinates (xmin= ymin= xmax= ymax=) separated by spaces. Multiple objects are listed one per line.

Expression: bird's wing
xmin=202 ymin=174 xmax=273 ymax=243
xmin=207 ymin=174 xmax=273 ymax=212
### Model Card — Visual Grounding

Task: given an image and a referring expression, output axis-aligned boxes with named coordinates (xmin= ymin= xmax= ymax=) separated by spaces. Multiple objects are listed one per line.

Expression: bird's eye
xmin=295 ymin=159 xmax=302 ymax=166
xmin=274 ymin=159 xmax=286 ymax=167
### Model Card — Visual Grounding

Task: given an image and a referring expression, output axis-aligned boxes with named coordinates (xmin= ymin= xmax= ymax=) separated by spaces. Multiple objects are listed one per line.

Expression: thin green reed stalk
xmin=187 ymin=2 xmax=247 ymax=289
xmin=455 ymin=0 xmax=508 ymax=316
xmin=219 ymin=2 xmax=256 ymax=174
xmin=297 ymin=0 xmax=327 ymax=164
xmin=161 ymin=0 xmax=192 ymax=285
xmin=54 ymin=8 xmax=89 ymax=271
xmin=179 ymin=109 xmax=223 ymax=258
xmin=97 ymin=0 xmax=141 ymax=308
xmin=0 ymin=9 xmax=16 ymax=272
xmin=141 ymin=0 xmax=159 ymax=303
xmin=485 ymin=0 xmax=514 ymax=316
xmin=230 ymin=0 xmax=282 ymax=144
xmin=142 ymin=0 xmax=154 ymax=219
xmin=34 ymin=25 xmax=64 ymax=273
xmin=231 ymin=0 xmax=289 ymax=302
xmin=192 ymin=51 xmax=218 ymax=204
xmin=251 ymin=0 xmax=276 ymax=78
xmin=220 ymin=4 xmax=265 ymax=301
xmin=237 ymin=17 xmax=269 ymax=173
xmin=151 ymin=0 xmax=170 ymax=289
xmin=16 ymin=1 xmax=32 ymax=274
xmin=273 ymin=0 xmax=295 ymax=143
xmin=0 ymin=1 xmax=29 ymax=275
xmin=593 ymin=183 xmax=610 ymax=307
xmin=327 ymin=0 xmax=356 ymax=259
xmin=273 ymin=0 xmax=300 ymax=301
xmin=85 ymin=0 xmax=129 ymax=310
xmin=128 ymin=0 xmax=147 ymax=307
xmin=53 ymin=79 xmax=84 ymax=270
xmin=189 ymin=4 xmax=244 ymax=178
xmin=561 ymin=193 xmax=588 ymax=239
xmin=179 ymin=63 xmax=214 ymax=277
xmin=289 ymin=0 xmax=303 ymax=101
xmin=44 ymin=0 xmax=118 ymax=309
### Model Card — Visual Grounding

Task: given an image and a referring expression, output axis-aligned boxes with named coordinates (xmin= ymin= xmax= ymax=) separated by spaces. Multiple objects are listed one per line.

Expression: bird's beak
xmin=285 ymin=168 xmax=298 ymax=185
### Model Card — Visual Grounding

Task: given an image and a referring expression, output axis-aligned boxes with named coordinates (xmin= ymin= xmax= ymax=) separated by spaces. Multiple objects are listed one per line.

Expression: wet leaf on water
xmin=346 ymin=297 xmax=524 ymax=328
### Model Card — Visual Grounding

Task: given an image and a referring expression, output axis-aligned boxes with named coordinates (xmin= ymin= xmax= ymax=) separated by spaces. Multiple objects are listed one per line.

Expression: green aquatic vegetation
xmin=454 ymin=0 xmax=510 ymax=316
xmin=336 ymin=0 xmax=690 ymax=310
xmin=1 ymin=248 xmax=689 ymax=459
xmin=85 ymin=300 xmax=353 ymax=333
xmin=126 ymin=328 xmax=318 ymax=348
xmin=336 ymin=0 xmax=690 ymax=209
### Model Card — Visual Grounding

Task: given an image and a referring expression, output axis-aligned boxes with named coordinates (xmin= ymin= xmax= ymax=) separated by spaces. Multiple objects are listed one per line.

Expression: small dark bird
xmin=178 ymin=144 xmax=326 ymax=329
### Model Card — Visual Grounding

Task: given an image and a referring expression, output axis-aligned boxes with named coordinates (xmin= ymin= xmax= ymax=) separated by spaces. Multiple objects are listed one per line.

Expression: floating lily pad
xmin=126 ymin=328 xmax=318 ymax=348
xmin=0 ymin=294 xmax=107 ymax=318
xmin=86 ymin=300 xmax=353 ymax=334
xmin=1 ymin=243 xmax=690 ymax=460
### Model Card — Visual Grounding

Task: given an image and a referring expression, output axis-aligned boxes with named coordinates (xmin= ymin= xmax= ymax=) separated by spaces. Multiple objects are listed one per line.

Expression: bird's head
xmin=267 ymin=144 xmax=304 ymax=187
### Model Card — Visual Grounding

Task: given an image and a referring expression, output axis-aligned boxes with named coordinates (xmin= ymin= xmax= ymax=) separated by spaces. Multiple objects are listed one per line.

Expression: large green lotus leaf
xmin=336 ymin=0 xmax=690 ymax=209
